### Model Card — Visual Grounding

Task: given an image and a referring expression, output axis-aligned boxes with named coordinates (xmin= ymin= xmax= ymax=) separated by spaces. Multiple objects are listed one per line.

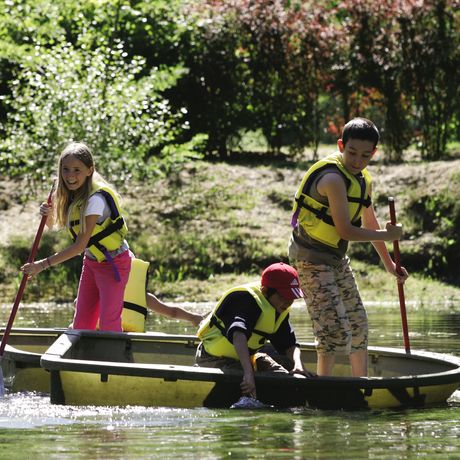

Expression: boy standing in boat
xmin=196 ymin=262 xmax=314 ymax=399
xmin=289 ymin=117 xmax=408 ymax=377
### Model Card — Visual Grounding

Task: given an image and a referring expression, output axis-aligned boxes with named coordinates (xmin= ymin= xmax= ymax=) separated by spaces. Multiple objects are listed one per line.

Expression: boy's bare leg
xmin=349 ymin=350 xmax=368 ymax=377
xmin=317 ymin=354 xmax=335 ymax=376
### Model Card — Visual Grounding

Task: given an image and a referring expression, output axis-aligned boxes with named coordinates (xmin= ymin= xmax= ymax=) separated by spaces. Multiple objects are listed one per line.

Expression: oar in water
xmin=0 ymin=181 xmax=56 ymax=396
xmin=388 ymin=197 xmax=411 ymax=354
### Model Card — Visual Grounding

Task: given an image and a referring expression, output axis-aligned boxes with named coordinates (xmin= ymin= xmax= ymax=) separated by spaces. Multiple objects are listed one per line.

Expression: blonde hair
xmin=55 ymin=142 xmax=111 ymax=233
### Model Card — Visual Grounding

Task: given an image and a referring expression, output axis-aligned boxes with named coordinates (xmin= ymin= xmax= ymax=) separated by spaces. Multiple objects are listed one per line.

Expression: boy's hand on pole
xmin=385 ymin=221 xmax=403 ymax=241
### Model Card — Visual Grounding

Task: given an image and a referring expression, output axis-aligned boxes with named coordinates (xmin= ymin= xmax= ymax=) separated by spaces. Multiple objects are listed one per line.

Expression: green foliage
xmin=178 ymin=1 xmax=333 ymax=156
xmin=0 ymin=40 xmax=198 ymax=182
xmin=0 ymin=231 xmax=80 ymax=301
xmin=1 ymin=0 xmax=459 ymax=165
xmin=399 ymin=1 xmax=460 ymax=160
xmin=172 ymin=2 xmax=252 ymax=157
xmin=331 ymin=2 xmax=413 ymax=162
xmin=179 ymin=0 xmax=460 ymax=160
xmin=404 ymin=179 xmax=460 ymax=283
xmin=0 ymin=0 xmax=204 ymax=184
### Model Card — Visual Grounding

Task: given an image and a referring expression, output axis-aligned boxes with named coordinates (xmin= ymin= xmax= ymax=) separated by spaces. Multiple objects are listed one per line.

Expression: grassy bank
xmin=1 ymin=146 xmax=460 ymax=306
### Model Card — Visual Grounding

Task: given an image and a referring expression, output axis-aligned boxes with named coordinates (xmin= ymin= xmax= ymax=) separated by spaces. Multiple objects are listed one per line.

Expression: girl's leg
xmin=97 ymin=251 xmax=132 ymax=332
xmin=73 ymin=257 xmax=100 ymax=329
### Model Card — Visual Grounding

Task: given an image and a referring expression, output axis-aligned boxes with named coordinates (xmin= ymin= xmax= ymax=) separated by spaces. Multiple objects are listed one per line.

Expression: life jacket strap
xmin=209 ymin=316 xmax=268 ymax=348
xmin=348 ymin=195 xmax=372 ymax=207
xmin=123 ymin=301 xmax=148 ymax=319
xmin=92 ymin=242 xmax=121 ymax=282
xmin=291 ymin=207 xmax=300 ymax=228
xmin=87 ymin=217 xmax=125 ymax=247
xmin=293 ymin=196 xmax=334 ymax=226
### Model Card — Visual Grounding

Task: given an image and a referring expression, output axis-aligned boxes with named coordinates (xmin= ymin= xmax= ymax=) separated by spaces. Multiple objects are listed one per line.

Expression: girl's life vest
xmin=197 ymin=283 xmax=291 ymax=360
xmin=96 ymin=257 xmax=149 ymax=332
xmin=291 ymin=152 xmax=372 ymax=249
xmin=67 ymin=185 xmax=128 ymax=263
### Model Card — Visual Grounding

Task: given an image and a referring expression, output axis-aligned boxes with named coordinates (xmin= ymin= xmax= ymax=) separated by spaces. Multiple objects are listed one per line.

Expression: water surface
xmin=0 ymin=300 xmax=459 ymax=459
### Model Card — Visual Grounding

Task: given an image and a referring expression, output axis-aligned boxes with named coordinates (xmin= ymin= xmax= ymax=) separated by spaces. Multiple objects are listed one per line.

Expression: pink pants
xmin=73 ymin=250 xmax=132 ymax=332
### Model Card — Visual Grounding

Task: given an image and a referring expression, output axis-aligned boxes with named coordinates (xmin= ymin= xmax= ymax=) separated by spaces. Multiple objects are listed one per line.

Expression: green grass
xmin=1 ymin=155 xmax=460 ymax=306
xmin=152 ymin=259 xmax=460 ymax=306
xmin=351 ymin=260 xmax=460 ymax=308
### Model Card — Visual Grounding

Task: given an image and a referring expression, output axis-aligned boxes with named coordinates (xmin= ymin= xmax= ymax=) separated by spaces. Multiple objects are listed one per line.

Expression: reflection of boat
xmin=38 ymin=330 xmax=460 ymax=410
xmin=1 ymin=328 xmax=65 ymax=393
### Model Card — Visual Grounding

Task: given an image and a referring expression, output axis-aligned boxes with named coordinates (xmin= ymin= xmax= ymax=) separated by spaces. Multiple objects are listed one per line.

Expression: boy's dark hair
xmin=341 ymin=117 xmax=380 ymax=149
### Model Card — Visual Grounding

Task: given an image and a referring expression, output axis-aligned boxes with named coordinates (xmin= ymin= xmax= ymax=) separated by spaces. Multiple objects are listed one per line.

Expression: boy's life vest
xmin=95 ymin=257 xmax=149 ymax=332
xmin=291 ymin=152 xmax=372 ymax=249
xmin=67 ymin=185 xmax=128 ymax=262
xmin=197 ymin=283 xmax=291 ymax=360
xmin=122 ymin=258 xmax=149 ymax=332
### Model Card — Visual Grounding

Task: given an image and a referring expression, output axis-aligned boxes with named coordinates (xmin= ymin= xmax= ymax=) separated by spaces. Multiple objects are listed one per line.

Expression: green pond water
xmin=0 ymin=300 xmax=459 ymax=459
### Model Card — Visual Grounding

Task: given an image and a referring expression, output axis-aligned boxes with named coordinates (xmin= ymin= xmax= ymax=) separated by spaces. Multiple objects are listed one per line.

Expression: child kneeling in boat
xmin=196 ymin=262 xmax=315 ymax=400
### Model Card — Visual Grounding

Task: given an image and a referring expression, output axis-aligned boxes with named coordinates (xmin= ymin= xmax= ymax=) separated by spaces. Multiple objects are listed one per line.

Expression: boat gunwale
xmin=0 ymin=328 xmax=68 ymax=364
xmin=39 ymin=330 xmax=460 ymax=390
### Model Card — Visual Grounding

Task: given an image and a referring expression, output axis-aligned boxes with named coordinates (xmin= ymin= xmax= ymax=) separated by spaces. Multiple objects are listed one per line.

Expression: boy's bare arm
xmin=319 ymin=174 xmax=402 ymax=243
xmin=233 ymin=331 xmax=257 ymax=397
xmin=362 ymin=205 xmax=409 ymax=282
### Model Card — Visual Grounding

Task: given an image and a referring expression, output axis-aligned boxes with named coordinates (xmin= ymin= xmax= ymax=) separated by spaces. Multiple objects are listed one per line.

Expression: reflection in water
xmin=0 ymin=301 xmax=459 ymax=459
xmin=0 ymin=390 xmax=459 ymax=459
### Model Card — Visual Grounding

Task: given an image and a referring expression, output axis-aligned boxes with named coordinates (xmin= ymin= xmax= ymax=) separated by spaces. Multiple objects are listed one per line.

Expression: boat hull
xmin=0 ymin=328 xmax=66 ymax=393
xmin=41 ymin=330 xmax=460 ymax=410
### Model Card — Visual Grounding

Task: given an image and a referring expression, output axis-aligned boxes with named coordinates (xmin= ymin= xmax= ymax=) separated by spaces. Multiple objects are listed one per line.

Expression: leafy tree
xmin=329 ymin=1 xmax=412 ymax=162
xmin=399 ymin=0 xmax=460 ymax=160
xmin=235 ymin=0 xmax=331 ymax=155
xmin=179 ymin=0 xmax=334 ymax=156
xmin=172 ymin=2 xmax=252 ymax=157
xmin=0 ymin=0 xmax=204 ymax=183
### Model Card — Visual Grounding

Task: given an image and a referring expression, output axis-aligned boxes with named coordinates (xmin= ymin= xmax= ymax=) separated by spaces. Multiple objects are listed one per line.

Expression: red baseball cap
xmin=261 ymin=262 xmax=303 ymax=301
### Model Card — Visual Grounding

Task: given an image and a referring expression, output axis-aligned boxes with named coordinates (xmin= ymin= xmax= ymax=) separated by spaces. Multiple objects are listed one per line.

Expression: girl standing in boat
xmin=21 ymin=142 xmax=132 ymax=332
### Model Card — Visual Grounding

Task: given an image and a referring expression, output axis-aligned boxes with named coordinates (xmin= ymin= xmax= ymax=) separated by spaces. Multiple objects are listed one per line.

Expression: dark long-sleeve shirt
xmin=215 ymin=291 xmax=297 ymax=354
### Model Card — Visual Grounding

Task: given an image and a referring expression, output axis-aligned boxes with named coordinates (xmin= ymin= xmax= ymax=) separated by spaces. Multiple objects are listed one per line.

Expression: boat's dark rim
xmin=36 ymin=329 xmax=460 ymax=390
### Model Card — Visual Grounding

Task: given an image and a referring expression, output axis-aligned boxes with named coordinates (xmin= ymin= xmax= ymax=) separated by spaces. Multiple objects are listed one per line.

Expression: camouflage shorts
xmin=292 ymin=258 xmax=368 ymax=356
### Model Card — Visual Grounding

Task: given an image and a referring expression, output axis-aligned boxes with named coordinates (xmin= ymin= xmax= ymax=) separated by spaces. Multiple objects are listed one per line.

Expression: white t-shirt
xmin=85 ymin=194 xmax=110 ymax=223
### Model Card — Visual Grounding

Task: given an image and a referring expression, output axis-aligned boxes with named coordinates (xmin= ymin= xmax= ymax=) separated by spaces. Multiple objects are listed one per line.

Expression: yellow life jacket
xmin=121 ymin=258 xmax=149 ymax=332
xmin=197 ymin=283 xmax=291 ymax=360
xmin=291 ymin=152 xmax=372 ymax=248
xmin=68 ymin=184 xmax=128 ymax=262
xmin=95 ymin=257 xmax=149 ymax=332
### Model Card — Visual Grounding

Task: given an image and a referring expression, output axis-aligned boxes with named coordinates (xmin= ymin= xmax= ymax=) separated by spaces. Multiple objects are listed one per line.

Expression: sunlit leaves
xmin=0 ymin=40 xmax=193 ymax=183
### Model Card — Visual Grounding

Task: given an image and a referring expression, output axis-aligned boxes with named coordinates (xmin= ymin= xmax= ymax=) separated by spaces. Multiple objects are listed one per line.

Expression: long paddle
xmin=388 ymin=197 xmax=411 ymax=354
xmin=0 ymin=181 xmax=56 ymax=395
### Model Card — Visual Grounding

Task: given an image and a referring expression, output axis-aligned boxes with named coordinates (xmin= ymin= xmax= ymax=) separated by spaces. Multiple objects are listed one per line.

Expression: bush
xmin=401 ymin=169 xmax=460 ymax=284
xmin=0 ymin=39 xmax=203 ymax=184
